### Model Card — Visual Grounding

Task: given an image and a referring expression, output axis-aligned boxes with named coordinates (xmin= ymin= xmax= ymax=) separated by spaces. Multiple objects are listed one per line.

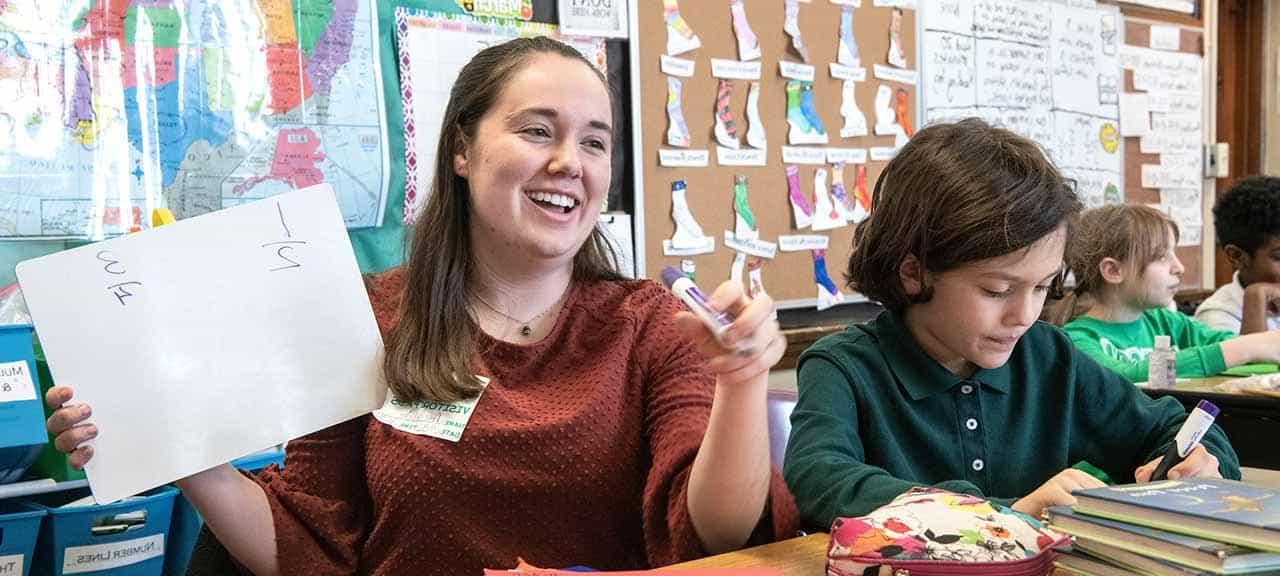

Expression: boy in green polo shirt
xmin=782 ymin=119 xmax=1239 ymax=532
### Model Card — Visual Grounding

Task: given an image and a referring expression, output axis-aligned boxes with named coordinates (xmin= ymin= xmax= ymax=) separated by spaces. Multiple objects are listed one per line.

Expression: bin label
xmin=0 ymin=361 xmax=35 ymax=403
xmin=0 ymin=554 xmax=23 ymax=576
xmin=62 ymin=533 xmax=164 ymax=574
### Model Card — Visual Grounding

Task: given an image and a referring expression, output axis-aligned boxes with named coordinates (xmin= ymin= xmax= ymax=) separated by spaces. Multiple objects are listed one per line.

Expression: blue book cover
xmin=1073 ymin=479 xmax=1280 ymax=554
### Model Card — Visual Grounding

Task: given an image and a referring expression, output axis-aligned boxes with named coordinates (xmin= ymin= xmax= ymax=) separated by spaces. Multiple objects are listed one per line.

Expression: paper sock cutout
xmin=895 ymin=87 xmax=914 ymax=138
xmin=851 ymin=164 xmax=871 ymax=223
xmin=714 ymin=79 xmax=740 ymax=149
xmin=786 ymin=165 xmax=814 ymax=229
xmin=730 ymin=0 xmax=761 ymax=62
xmin=783 ymin=0 xmax=809 ymax=62
xmin=799 ymin=81 xmax=827 ymax=136
xmin=666 ymin=76 xmax=692 ymax=148
xmin=814 ymin=249 xmax=846 ymax=310
xmin=840 ymin=80 xmax=868 ymax=138
xmin=670 ymin=180 xmax=708 ymax=248
xmin=747 ymin=257 xmax=767 ymax=298
xmin=681 ymin=259 xmax=696 ymax=280
xmin=829 ymin=162 xmax=858 ymax=222
xmin=812 ymin=168 xmax=843 ymax=231
xmin=874 ymin=83 xmax=905 ymax=146
xmin=838 ymin=6 xmax=861 ymax=68
xmin=745 ymin=82 xmax=767 ymax=149
xmin=664 ymin=0 xmax=702 ymax=56
xmin=787 ymin=80 xmax=827 ymax=145
xmin=887 ymin=7 xmax=907 ymax=69
xmin=731 ymin=251 xmax=747 ymax=288
xmin=733 ymin=174 xmax=758 ymax=239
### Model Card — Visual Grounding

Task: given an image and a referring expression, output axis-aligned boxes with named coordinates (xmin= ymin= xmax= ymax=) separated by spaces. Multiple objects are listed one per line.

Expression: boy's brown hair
xmin=1065 ymin=204 xmax=1179 ymax=297
xmin=846 ymin=118 xmax=1082 ymax=311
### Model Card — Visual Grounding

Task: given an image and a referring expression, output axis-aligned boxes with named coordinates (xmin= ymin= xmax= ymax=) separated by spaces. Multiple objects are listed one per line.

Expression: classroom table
xmin=661 ymin=533 xmax=828 ymax=574
xmin=1141 ymin=375 xmax=1280 ymax=469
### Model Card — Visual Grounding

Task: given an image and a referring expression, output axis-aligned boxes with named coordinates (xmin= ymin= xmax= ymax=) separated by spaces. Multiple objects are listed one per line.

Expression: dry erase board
xmin=16 ymin=184 xmax=386 ymax=503
xmin=631 ymin=0 xmax=917 ymax=308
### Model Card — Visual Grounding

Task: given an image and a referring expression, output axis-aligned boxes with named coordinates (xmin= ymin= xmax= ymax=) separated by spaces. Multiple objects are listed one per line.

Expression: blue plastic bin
xmin=31 ymin=486 xmax=178 ymax=576
xmin=0 ymin=499 xmax=44 ymax=576
xmin=165 ymin=448 xmax=285 ymax=576
xmin=0 ymin=324 xmax=47 ymax=484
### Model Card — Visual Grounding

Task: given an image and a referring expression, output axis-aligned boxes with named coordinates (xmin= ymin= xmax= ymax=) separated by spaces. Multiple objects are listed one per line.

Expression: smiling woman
xmin=43 ymin=37 xmax=799 ymax=576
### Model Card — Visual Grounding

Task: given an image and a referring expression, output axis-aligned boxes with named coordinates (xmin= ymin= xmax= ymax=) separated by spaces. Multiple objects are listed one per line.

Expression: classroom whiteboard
xmin=921 ymin=0 xmax=1124 ymax=208
xmin=16 ymin=184 xmax=386 ymax=503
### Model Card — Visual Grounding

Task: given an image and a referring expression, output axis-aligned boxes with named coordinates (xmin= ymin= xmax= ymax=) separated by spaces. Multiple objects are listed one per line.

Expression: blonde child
xmin=1062 ymin=204 xmax=1280 ymax=383
xmin=783 ymin=119 xmax=1238 ymax=530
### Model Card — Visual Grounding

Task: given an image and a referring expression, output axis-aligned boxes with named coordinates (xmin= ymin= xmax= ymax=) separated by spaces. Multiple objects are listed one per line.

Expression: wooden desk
xmin=1142 ymin=376 xmax=1280 ymax=469
xmin=662 ymin=533 xmax=828 ymax=575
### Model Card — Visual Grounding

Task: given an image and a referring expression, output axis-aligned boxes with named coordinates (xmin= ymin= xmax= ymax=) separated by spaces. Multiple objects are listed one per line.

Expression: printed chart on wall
xmin=921 ymin=0 xmax=1123 ymax=208
xmin=395 ymin=7 xmax=605 ymax=224
xmin=0 ymin=0 xmax=389 ymax=238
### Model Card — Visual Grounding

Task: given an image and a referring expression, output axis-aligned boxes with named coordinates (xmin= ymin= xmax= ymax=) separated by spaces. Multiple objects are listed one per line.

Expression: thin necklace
xmin=473 ymin=285 xmax=570 ymax=337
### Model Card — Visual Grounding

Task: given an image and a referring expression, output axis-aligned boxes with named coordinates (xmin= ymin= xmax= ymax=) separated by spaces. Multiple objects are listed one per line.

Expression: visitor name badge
xmin=372 ymin=376 xmax=489 ymax=442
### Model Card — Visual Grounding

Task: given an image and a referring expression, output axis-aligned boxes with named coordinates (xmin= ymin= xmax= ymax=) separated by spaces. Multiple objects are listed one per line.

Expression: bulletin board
xmin=630 ymin=1 xmax=917 ymax=308
xmin=1120 ymin=18 xmax=1206 ymax=288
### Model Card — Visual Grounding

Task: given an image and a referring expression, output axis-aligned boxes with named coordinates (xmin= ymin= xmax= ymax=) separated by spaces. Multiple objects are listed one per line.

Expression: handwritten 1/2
xmin=262 ymin=202 xmax=307 ymax=272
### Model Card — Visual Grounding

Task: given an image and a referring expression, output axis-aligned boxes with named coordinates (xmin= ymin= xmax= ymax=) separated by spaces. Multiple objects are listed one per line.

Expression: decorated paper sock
xmin=874 ymin=84 xmax=899 ymax=137
xmin=783 ymin=0 xmax=809 ymax=62
xmin=666 ymin=76 xmax=692 ymax=148
xmin=664 ymin=0 xmax=702 ymax=56
xmin=731 ymin=251 xmax=747 ymax=288
xmin=733 ymin=174 xmax=758 ymax=239
xmin=851 ymin=164 xmax=871 ymax=223
xmin=670 ymin=180 xmax=707 ymax=248
xmin=887 ymin=7 xmax=907 ymax=68
xmin=714 ymin=79 xmax=740 ymax=148
xmin=787 ymin=80 xmax=826 ymax=145
xmin=730 ymin=0 xmax=761 ymax=61
xmin=745 ymin=81 xmax=767 ymax=149
xmin=681 ymin=259 xmax=696 ymax=280
xmin=786 ymin=165 xmax=814 ymax=229
xmin=839 ymin=80 xmax=868 ymax=138
xmin=812 ymin=168 xmax=843 ymax=231
xmin=895 ymin=87 xmax=914 ymax=138
xmin=799 ymin=81 xmax=827 ymax=136
xmin=829 ymin=162 xmax=858 ymax=221
xmin=838 ymin=5 xmax=861 ymax=67
xmin=813 ymin=249 xmax=846 ymax=311
xmin=747 ymin=257 xmax=767 ymax=298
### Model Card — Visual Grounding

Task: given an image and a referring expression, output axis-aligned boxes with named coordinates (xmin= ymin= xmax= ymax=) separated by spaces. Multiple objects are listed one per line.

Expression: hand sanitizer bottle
xmin=1148 ymin=335 xmax=1176 ymax=389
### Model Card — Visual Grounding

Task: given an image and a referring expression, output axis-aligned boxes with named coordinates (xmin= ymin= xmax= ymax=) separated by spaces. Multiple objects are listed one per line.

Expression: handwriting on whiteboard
xmin=97 ymin=251 xmax=142 ymax=306
xmin=262 ymin=203 xmax=308 ymax=272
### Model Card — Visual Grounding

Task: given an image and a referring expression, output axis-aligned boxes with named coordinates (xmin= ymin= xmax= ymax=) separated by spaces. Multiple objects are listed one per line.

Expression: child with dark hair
xmin=783 ymin=118 xmax=1239 ymax=530
xmin=1195 ymin=176 xmax=1280 ymax=333
xmin=1062 ymin=204 xmax=1280 ymax=382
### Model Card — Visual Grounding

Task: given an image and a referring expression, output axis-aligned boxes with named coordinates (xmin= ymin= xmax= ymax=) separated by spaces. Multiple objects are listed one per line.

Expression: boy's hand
xmin=1135 ymin=444 xmax=1222 ymax=483
xmin=1011 ymin=469 xmax=1106 ymax=518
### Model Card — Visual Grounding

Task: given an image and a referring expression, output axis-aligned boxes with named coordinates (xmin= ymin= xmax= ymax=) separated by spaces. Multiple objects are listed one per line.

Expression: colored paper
xmin=786 ymin=165 xmax=814 ymax=229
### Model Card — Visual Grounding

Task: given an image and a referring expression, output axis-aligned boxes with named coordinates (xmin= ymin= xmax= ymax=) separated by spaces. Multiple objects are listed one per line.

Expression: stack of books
xmin=1043 ymin=478 xmax=1280 ymax=575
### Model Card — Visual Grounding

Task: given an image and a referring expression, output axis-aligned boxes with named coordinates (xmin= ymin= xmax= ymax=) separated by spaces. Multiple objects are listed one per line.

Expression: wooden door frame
xmin=1214 ymin=0 xmax=1266 ymax=287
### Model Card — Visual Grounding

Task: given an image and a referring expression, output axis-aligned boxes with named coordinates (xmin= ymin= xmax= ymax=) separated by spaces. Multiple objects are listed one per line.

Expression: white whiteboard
xmin=921 ymin=0 xmax=1124 ymax=208
xmin=17 ymin=184 xmax=386 ymax=503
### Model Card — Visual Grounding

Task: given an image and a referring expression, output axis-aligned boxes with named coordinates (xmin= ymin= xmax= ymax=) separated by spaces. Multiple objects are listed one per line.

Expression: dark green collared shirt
xmin=783 ymin=310 xmax=1240 ymax=531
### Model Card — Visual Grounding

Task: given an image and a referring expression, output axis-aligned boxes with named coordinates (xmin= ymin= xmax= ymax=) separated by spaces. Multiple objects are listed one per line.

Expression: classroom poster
xmin=0 ymin=0 xmax=390 ymax=238
xmin=921 ymin=0 xmax=1123 ymax=208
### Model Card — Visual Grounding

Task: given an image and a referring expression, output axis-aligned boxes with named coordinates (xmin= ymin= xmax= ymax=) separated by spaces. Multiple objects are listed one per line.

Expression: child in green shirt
xmin=1061 ymin=204 xmax=1280 ymax=382
xmin=783 ymin=119 xmax=1239 ymax=532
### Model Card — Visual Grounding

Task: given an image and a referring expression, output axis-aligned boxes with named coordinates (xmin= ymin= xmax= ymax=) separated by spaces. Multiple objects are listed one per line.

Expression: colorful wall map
xmin=0 ymin=0 xmax=388 ymax=237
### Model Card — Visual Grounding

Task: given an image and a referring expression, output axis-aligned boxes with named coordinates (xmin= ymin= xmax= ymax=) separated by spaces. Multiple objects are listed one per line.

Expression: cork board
xmin=1122 ymin=18 xmax=1205 ymax=288
xmin=632 ymin=1 xmax=916 ymax=307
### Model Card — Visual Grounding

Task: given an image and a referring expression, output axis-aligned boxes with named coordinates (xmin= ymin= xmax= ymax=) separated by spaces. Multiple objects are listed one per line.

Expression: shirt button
xmin=961 ymin=384 xmax=974 ymax=394
xmin=966 ymin=418 xmax=979 ymax=431
xmin=972 ymin=459 xmax=985 ymax=471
